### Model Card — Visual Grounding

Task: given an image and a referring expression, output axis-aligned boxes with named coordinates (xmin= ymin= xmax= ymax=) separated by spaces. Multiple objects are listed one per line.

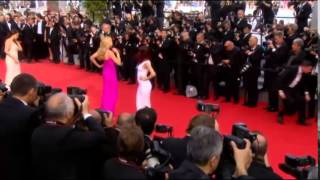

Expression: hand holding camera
xmin=74 ymin=95 xmax=89 ymax=116
xmin=231 ymin=139 xmax=253 ymax=177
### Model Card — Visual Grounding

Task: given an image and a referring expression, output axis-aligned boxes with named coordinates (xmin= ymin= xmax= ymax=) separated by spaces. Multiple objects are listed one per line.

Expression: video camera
xmin=197 ymin=101 xmax=220 ymax=114
xmin=279 ymin=155 xmax=316 ymax=180
xmin=67 ymin=86 xmax=87 ymax=103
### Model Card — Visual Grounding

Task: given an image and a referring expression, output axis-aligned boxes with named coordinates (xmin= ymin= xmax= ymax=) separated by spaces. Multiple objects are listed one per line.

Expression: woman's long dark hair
xmin=6 ymin=29 xmax=20 ymax=40
xmin=136 ymin=46 xmax=152 ymax=64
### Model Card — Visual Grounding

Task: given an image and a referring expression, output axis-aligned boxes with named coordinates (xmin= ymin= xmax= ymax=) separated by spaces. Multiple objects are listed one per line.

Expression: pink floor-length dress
xmin=101 ymin=58 xmax=118 ymax=113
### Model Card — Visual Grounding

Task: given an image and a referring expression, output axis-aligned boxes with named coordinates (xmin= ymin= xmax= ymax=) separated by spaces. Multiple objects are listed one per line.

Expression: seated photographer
xmin=0 ymin=73 xmax=41 ymax=180
xmin=170 ymin=126 xmax=253 ymax=180
xmin=102 ymin=125 xmax=146 ymax=180
xmin=248 ymin=132 xmax=282 ymax=179
xmin=277 ymin=60 xmax=315 ymax=125
xmin=161 ymin=114 xmax=218 ymax=169
xmin=31 ymin=93 xmax=106 ymax=180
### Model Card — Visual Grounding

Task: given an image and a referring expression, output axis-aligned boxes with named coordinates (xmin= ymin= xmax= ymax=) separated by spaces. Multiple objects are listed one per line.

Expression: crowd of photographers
xmin=0 ymin=0 xmax=318 ymax=125
xmin=0 ymin=73 xmax=282 ymax=180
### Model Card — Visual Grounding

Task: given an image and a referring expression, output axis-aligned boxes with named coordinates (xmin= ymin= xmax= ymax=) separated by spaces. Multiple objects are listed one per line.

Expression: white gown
xmin=5 ymin=42 xmax=21 ymax=87
xmin=136 ymin=60 xmax=152 ymax=110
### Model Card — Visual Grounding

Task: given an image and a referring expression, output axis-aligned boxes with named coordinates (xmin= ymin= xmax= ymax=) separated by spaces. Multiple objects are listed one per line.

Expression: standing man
xmin=34 ymin=14 xmax=47 ymax=61
xmin=294 ymin=0 xmax=312 ymax=33
xmin=243 ymin=36 xmax=263 ymax=107
xmin=47 ymin=21 xmax=61 ymax=64
xmin=22 ymin=16 xmax=36 ymax=63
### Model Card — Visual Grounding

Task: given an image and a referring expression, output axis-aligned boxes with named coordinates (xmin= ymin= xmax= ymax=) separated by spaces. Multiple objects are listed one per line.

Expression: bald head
xmin=45 ymin=93 xmax=75 ymax=123
xmin=224 ymin=40 xmax=235 ymax=51
xmin=252 ymin=132 xmax=268 ymax=160
xmin=117 ymin=112 xmax=135 ymax=128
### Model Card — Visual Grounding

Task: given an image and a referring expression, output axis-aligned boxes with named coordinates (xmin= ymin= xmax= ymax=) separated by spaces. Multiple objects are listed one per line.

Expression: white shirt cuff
xmin=83 ymin=114 xmax=92 ymax=120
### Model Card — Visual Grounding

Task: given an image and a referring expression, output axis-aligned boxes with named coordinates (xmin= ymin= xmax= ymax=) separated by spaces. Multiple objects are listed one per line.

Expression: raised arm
xmin=110 ymin=48 xmax=122 ymax=66
xmin=144 ymin=61 xmax=156 ymax=80
xmin=90 ymin=52 xmax=103 ymax=68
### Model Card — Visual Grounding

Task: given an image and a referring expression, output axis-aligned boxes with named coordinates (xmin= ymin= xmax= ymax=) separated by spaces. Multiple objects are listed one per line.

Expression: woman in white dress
xmin=136 ymin=46 xmax=156 ymax=110
xmin=4 ymin=30 xmax=22 ymax=87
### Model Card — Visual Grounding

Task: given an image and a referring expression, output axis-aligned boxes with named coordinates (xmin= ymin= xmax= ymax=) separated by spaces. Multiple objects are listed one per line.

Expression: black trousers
xmin=128 ymin=54 xmax=137 ymax=83
xmin=265 ymin=71 xmax=279 ymax=109
xmin=24 ymin=42 xmax=33 ymax=62
xmin=243 ymin=70 xmax=259 ymax=106
xmin=158 ymin=59 xmax=172 ymax=92
xmin=50 ymin=43 xmax=60 ymax=63
xmin=278 ymin=88 xmax=306 ymax=122
xmin=121 ymin=54 xmax=130 ymax=80
xmin=34 ymin=34 xmax=47 ymax=60
xmin=176 ymin=61 xmax=190 ymax=94
xmin=204 ymin=65 xmax=218 ymax=98
xmin=78 ymin=45 xmax=86 ymax=68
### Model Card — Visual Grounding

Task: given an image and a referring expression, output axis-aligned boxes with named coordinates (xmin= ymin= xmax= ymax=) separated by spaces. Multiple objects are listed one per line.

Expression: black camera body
xmin=67 ymin=86 xmax=87 ymax=102
xmin=0 ymin=82 xmax=8 ymax=93
xmin=197 ymin=101 xmax=220 ymax=113
xmin=279 ymin=155 xmax=316 ymax=180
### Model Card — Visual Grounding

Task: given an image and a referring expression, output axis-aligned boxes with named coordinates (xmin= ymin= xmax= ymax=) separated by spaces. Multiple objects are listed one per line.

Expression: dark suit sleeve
xmin=64 ymin=117 xmax=106 ymax=150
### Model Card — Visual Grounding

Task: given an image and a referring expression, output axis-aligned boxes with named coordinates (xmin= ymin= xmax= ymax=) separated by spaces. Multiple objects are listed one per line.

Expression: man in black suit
xmin=248 ymin=132 xmax=282 ymax=179
xmin=234 ymin=9 xmax=248 ymax=33
xmin=157 ymin=29 xmax=176 ymax=92
xmin=22 ymin=17 xmax=36 ymax=63
xmin=277 ymin=60 xmax=315 ymax=125
xmin=31 ymin=93 xmax=106 ymax=180
xmin=235 ymin=23 xmax=252 ymax=49
xmin=294 ymin=0 xmax=312 ymax=33
xmin=221 ymin=20 xmax=235 ymax=43
xmin=285 ymin=23 xmax=299 ymax=48
xmin=243 ymin=36 xmax=263 ymax=107
xmin=161 ymin=114 xmax=218 ymax=169
xmin=170 ymin=126 xmax=253 ymax=180
xmin=86 ymin=25 xmax=100 ymax=71
xmin=0 ymin=73 xmax=40 ymax=180
xmin=259 ymin=1 xmax=275 ymax=25
xmin=191 ymin=32 xmax=210 ymax=99
xmin=264 ymin=31 xmax=290 ymax=112
xmin=219 ymin=41 xmax=244 ymax=103
xmin=286 ymin=38 xmax=306 ymax=67
xmin=0 ymin=14 xmax=12 ymax=58
xmin=33 ymin=14 xmax=47 ymax=61
xmin=47 ymin=21 xmax=61 ymax=64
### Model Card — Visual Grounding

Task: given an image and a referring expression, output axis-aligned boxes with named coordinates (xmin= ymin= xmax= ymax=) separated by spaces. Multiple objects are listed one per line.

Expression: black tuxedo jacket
xmin=31 ymin=117 xmax=106 ymax=180
xmin=22 ymin=24 xmax=36 ymax=45
xmin=47 ymin=25 xmax=61 ymax=45
xmin=0 ymin=96 xmax=41 ymax=180
xmin=265 ymin=43 xmax=290 ymax=70
xmin=34 ymin=20 xmax=46 ymax=35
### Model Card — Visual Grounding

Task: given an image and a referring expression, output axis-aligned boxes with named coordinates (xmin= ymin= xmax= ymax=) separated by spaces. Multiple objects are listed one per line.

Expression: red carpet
xmin=0 ymin=60 xmax=317 ymax=178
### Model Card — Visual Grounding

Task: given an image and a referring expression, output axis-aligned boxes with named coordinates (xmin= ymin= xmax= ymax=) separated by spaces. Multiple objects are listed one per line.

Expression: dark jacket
xmin=102 ymin=158 xmax=147 ymax=180
xmin=169 ymin=160 xmax=211 ymax=180
xmin=22 ymin=24 xmax=36 ymax=45
xmin=161 ymin=136 xmax=191 ymax=169
xmin=31 ymin=117 xmax=106 ymax=180
xmin=248 ymin=161 xmax=282 ymax=179
xmin=0 ymin=96 xmax=40 ymax=180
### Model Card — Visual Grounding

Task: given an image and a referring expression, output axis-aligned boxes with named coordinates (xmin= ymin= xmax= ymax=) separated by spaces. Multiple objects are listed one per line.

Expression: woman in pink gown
xmin=90 ymin=37 xmax=121 ymax=114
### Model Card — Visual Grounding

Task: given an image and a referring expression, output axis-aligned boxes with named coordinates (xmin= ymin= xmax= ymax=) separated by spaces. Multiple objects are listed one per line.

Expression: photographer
xmin=102 ymin=125 xmax=146 ymax=180
xmin=286 ymin=38 xmax=306 ymax=67
xmin=285 ymin=23 xmax=299 ymax=48
xmin=161 ymin=114 xmax=218 ymax=169
xmin=264 ymin=31 xmax=289 ymax=112
xmin=0 ymin=73 xmax=41 ymax=180
xmin=277 ymin=60 xmax=315 ymax=125
xmin=294 ymin=0 xmax=312 ymax=33
xmin=248 ymin=132 xmax=282 ymax=179
xmin=170 ymin=126 xmax=253 ymax=180
xmin=243 ymin=36 xmax=263 ymax=107
xmin=31 ymin=93 xmax=106 ymax=180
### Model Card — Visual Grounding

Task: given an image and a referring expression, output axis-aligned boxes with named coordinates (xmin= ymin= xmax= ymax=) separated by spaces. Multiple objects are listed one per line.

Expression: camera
xmin=223 ymin=123 xmax=257 ymax=151
xmin=0 ymin=82 xmax=8 ymax=93
xmin=67 ymin=86 xmax=87 ymax=102
xmin=154 ymin=124 xmax=173 ymax=139
xmin=197 ymin=101 xmax=220 ymax=113
xmin=279 ymin=155 xmax=316 ymax=180
xmin=37 ymin=82 xmax=62 ymax=97
xmin=240 ymin=62 xmax=252 ymax=75
xmin=145 ymin=140 xmax=172 ymax=180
